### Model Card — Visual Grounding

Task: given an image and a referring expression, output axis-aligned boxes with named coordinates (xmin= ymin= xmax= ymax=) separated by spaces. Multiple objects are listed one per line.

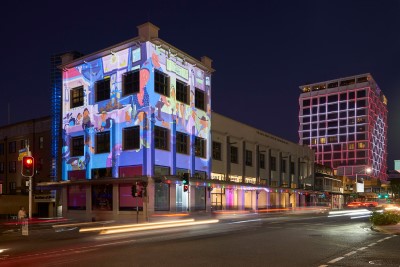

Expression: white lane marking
xmin=318 ymin=265 xmax=329 ymax=267
xmin=358 ymin=247 xmax=368 ymax=251
xmin=328 ymin=257 xmax=344 ymax=264
xmin=377 ymin=238 xmax=386 ymax=242
xmin=344 ymin=251 xmax=357 ymax=256
xmin=228 ymin=219 xmax=261 ymax=224
xmin=368 ymin=242 xmax=377 ymax=247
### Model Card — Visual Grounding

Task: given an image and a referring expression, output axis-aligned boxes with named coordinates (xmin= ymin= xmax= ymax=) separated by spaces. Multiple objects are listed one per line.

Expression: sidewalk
xmin=372 ymin=223 xmax=400 ymax=235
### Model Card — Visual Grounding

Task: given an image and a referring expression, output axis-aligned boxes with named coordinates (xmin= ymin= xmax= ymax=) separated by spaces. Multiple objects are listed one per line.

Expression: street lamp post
xmin=355 ymin=167 xmax=372 ymax=193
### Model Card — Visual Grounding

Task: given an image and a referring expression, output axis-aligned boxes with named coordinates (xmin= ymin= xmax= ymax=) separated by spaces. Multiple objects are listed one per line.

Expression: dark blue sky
xmin=1 ymin=0 xmax=399 ymax=168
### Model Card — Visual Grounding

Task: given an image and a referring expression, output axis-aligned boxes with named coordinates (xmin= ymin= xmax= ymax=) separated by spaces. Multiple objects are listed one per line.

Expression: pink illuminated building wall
xmin=298 ymin=74 xmax=388 ymax=184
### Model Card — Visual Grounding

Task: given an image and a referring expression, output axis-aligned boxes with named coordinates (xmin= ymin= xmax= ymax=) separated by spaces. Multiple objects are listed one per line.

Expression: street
xmin=0 ymin=210 xmax=399 ymax=267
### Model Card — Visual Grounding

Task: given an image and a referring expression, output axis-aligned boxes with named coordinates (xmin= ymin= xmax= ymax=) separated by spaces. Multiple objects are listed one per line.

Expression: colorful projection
xmin=62 ymin=43 xmax=211 ymax=180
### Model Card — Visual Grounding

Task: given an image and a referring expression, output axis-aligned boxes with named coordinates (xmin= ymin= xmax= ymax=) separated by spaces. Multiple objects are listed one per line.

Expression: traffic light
xmin=131 ymin=184 xmax=137 ymax=197
xmin=183 ymin=173 xmax=189 ymax=192
xmin=21 ymin=156 xmax=34 ymax=177
xmin=137 ymin=182 xmax=143 ymax=198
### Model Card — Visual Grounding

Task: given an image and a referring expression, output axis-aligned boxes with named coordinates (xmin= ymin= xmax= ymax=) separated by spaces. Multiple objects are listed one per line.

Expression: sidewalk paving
xmin=372 ymin=223 xmax=400 ymax=235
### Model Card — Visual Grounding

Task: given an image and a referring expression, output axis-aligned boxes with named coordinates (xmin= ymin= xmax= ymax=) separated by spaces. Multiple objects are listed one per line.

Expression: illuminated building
xmin=59 ymin=23 xmax=213 ymax=220
xmin=298 ymin=74 xmax=388 ymax=194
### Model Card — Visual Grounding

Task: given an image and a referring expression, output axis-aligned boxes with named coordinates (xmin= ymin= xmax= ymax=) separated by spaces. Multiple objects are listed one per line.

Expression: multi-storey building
xmin=298 ymin=74 xmax=388 ymax=194
xmin=59 ymin=22 xmax=213 ymax=221
xmin=211 ymin=113 xmax=315 ymax=209
xmin=0 ymin=116 xmax=54 ymax=217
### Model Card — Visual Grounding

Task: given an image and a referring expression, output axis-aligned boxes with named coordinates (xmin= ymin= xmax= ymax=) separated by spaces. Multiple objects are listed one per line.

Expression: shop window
xmin=92 ymin=168 xmax=112 ymax=179
xmin=154 ymin=183 xmax=170 ymax=211
xmin=92 ymin=184 xmax=113 ymax=211
xmin=67 ymin=185 xmax=86 ymax=210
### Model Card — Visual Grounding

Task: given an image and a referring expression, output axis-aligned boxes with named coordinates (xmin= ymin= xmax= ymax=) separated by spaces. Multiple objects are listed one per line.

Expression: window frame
xmin=245 ymin=150 xmax=253 ymax=166
xmin=154 ymin=70 xmax=169 ymax=96
xmin=155 ymin=126 xmax=169 ymax=151
xmin=176 ymin=79 xmax=189 ymax=104
xmin=176 ymin=132 xmax=189 ymax=154
xmin=95 ymin=78 xmax=111 ymax=102
xmin=122 ymin=70 xmax=140 ymax=96
xmin=123 ymin=126 xmax=140 ymax=150
xmin=71 ymin=136 xmax=84 ymax=157
xmin=195 ymin=137 xmax=206 ymax=158
xmin=195 ymin=88 xmax=205 ymax=110
xmin=95 ymin=131 xmax=110 ymax=154
xmin=212 ymin=141 xmax=222 ymax=161
xmin=230 ymin=146 xmax=238 ymax=164
xmin=259 ymin=153 xmax=265 ymax=169
xmin=70 ymin=86 xmax=84 ymax=108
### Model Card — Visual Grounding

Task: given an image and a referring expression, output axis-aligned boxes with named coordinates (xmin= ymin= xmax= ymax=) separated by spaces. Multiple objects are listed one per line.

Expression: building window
xmin=320 ymin=137 xmax=326 ymax=144
xmin=245 ymin=150 xmax=252 ymax=166
xmin=311 ymin=138 xmax=317 ymax=145
xmin=176 ymin=79 xmax=189 ymax=104
xmin=122 ymin=70 xmax=140 ymax=96
xmin=70 ymin=86 xmax=84 ymax=108
xmin=154 ymin=70 xmax=169 ymax=96
xmin=71 ymin=136 xmax=84 ymax=156
xmin=230 ymin=146 xmax=238 ymax=164
xmin=195 ymin=88 xmax=205 ymax=110
xmin=357 ymin=142 xmax=366 ymax=149
xmin=8 ymin=141 xmax=16 ymax=153
xmin=212 ymin=141 xmax=222 ymax=160
xmin=155 ymin=126 xmax=169 ymax=150
xmin=195 ymin=137 xmax=206 ymax=158
xmin=95 ymin=131 xmax=110 ymax=154
xmin=96 ymin=78 xmax=110 ymax=102
xmin=20 ymin=140 xmax=26 ymax=149
xmin=9 ymin=161 xmax=16 ymax=173
xmin=290 ymin=162 xmax=295 ymax=175
xmin=348 ymin=143 xmax=355 ymax=150
xmin=259 ymin=153 xmax=265 ymax=169
xmin=0 ymin=143 xmax=3 ymax=155
xmin=39 ymin=136 xmax=44 ymax=149
xmin=270 ymin=157 xmax=276 ymax=171
xmin=176 ymin=132 xmax=189 ymax=154
xmin=91 ymin=168 xmax=112 ymax=179
xmin=0 ymin=162 xmax=4 ymax=173
xmin=282 ymin=159 xmax=286 ymax=173
xmin=123 ymin=126 xmax=140 ymax=150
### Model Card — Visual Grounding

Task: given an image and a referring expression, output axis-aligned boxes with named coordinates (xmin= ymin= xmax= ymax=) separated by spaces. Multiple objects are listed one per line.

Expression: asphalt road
xmin=0 ymin=210 xmax=399 ymax=267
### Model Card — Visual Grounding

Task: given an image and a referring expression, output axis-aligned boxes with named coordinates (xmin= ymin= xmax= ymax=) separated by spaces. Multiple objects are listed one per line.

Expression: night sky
xmin=1 ymin=1 xmax=399 ymax=168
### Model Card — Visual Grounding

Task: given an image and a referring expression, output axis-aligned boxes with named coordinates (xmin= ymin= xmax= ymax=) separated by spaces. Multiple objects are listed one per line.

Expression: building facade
xmin=211 ymin=113 xmax=315 ymax=210
xmin=0 ymin=117 xmax=54 ymax=217
xmin=59 ymin=23 xmax=213 ymax=221
xmin=298 ymin=74 xmax=388 ymax=194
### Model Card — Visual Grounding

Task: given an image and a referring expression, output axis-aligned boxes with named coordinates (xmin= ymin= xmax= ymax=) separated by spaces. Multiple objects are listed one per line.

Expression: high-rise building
xmin=298 ymin=74 xmax=388 ymax=193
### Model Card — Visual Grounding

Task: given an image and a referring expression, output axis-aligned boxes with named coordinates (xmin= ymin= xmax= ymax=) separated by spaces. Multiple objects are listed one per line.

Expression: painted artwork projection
xmin=62 ymin=42 xmax=211 ymax=180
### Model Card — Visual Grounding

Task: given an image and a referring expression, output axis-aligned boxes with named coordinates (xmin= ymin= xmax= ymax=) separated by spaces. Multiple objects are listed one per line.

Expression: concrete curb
xmin=371 ymin=223 xmax=400 ymax=235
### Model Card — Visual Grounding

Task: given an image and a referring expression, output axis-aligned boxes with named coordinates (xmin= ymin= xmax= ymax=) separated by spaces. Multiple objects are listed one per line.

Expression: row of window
xmin=302 ymin=114 xmax=368 ymax=125
xmin=315 ymin=151 xmax=368 ymax=160
xmin=71 ymin=126 xmax=207 ymax=158
xmin=303 ymin=134 xmax=367 ymax=145
xmin=212 ymin=142 xmax=295 ymax=173
xmin=0 ymin=138 xmax=44 ymax=155
xmin=302 ymin=125 xmax=366 ymax=133
xmin=0 ymin=159 xmax=44 ymax=174
xmin=302 ymin=89 xmax=367 ymax=106
xmin=70 ymin=70 xmax=206 ymax=110
xmin=302 ymin=101 xmax=367 ymax=115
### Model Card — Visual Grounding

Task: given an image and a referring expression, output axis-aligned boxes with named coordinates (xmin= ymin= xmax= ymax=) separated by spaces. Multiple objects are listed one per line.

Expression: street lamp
xmin=355 ymin=167 xmax=372 ymax=193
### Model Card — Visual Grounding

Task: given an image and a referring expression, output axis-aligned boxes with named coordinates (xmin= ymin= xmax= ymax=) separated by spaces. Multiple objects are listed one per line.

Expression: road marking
xmin=344 ymin=251 xmax=357 ymax=256
xmin=368 ymin=243 xmax=377 ymax=247
xmin=318 ymin=265 xmax=328 ymax=267
xmin=377 ymin=238 xmax=386 ymax=242
xmin=328 ymin=257 xmax=344 ymax=264
xmin=358 ymin=247 xmax=368 ymax=251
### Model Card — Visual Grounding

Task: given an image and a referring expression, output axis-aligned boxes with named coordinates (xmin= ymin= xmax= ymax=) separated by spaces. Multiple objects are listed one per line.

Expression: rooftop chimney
xmin=137 ymin=22 xmax=160 ymax=41
xmin=201 ymin=56 xmax=213 ymax=69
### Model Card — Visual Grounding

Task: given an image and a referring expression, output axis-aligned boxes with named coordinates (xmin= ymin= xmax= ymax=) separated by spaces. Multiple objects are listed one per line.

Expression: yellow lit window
xmin=357 ymin=142 xmax=366 ymax=149
xmin=348 ymin=143 xmax=355 ymax=150
xmin=320 ymin=137 xmax=326 ymax=144
xmin=312 ymin=138 xmax=317 ymax=145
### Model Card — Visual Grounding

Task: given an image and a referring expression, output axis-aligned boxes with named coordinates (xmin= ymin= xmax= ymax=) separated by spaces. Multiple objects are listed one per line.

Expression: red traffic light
xmin=21 ymin=156 xmax=35 ymax=177
xmin=183 ymin=184 xmax=189 ymax=192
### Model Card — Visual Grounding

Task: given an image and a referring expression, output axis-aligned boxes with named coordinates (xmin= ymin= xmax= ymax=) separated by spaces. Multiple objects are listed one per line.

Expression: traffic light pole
xmin=28 ymin=175 xmax=32 ymax=219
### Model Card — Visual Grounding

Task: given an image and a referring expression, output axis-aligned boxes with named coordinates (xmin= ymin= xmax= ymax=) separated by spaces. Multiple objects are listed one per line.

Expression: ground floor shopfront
xmin=47 ymin=177 xmax=321 ymax=222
